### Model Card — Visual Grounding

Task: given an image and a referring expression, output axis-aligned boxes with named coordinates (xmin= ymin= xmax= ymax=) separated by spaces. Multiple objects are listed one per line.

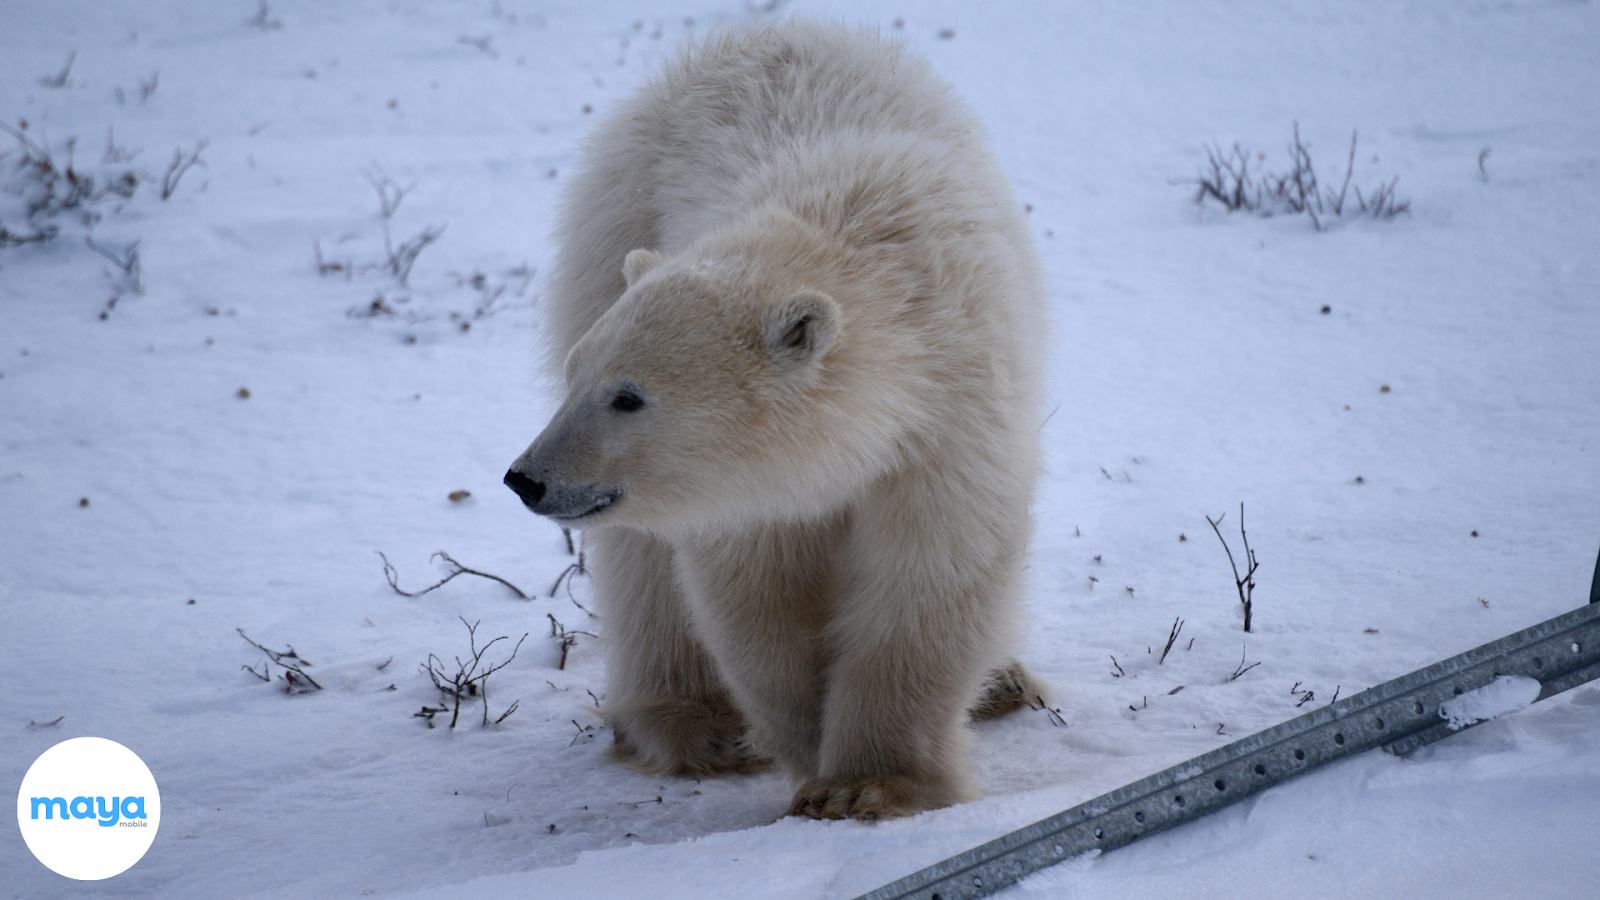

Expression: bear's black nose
xmin=503 ymin=469 xmax=546 ymax=508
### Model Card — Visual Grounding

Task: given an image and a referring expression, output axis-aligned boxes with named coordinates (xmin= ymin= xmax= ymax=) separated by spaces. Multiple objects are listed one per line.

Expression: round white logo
xmin=16 ymin=737 xmax=160 ymax=880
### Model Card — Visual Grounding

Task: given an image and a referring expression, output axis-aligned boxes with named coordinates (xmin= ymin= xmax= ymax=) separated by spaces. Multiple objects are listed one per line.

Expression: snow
xmin=2 ymin=1 xmax=1597 ymax=899
xmin=1440 ymin=675 xmax=1542 ymax=731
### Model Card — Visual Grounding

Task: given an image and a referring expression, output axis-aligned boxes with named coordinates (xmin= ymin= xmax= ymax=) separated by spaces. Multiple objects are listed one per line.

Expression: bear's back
xmin=544 ymin=21 xmax=1040 ymax=387
xmin=548 ymin=23 xmax=983 ymax=362
xmin=638 ymin=22 xmax=983 ymax=177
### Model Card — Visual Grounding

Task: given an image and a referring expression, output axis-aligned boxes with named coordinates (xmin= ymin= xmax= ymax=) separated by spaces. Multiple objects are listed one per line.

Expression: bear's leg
xmin=588 ymin=526 xmax=766 ymax=776
xmin=790 ymin=470 xmax=1026 ymax=820
xmin=671 ymin=516 xmax=845 ymax=778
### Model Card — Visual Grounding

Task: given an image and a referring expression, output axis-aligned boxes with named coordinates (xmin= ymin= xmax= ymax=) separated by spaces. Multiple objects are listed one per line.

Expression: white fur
xmin=514 ymin=19 xmax=1048 ymax=820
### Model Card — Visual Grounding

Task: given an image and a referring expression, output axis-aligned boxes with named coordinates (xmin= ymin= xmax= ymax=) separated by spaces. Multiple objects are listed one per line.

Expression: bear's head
xmin=505 ymin=247 xmax=853 ymax=533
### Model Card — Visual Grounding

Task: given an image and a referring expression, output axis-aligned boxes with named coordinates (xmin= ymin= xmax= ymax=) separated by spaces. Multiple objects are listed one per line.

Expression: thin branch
xmin=383 ymin=223 xmax=443 ymax=287
xmin=549 ymin=549 xmax=587 ymax=599
xmin=237 ymin=628 xmax=322 ymax=691
xmin=39 ymin=51 xmax=75 ymax=88
xmin=421 ymin=618 xmax=528 ymax=729
xmin=249 ymin=1 xmax=282 ymax=30
xmin=84 ymin=237 xmax=142 ymax=294
xmin=160 ymin=140 xmax=208 ymax=200
xmin=1206 ymin=503 xmax=1259 ymax=632
xmin=1226 ymin=643 xmax=1260 ymax=682
xmin=1157 ymin=616 xmax=1185 ymax=665
xmin=1329 ymin=130 xmax=1357 ymax=216
xmin=362 ymin=165 xmax=411 ymax=219
xmin=546 ymin=613 xmax=596 ymax=671
xmin=378 ymin=550 xmax=528 ymax=599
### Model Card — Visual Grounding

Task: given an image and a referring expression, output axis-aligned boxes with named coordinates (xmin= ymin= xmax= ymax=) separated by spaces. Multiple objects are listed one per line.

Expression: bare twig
xmin=568 ymin=719 xmax=595 ymax=747
xmin=458 ymin=34 xmax=498 ymax=57
xmin=382 ymin=223 xmax=443 ymax=287
xmin=362 ymin=165 xmax=411 ymax=219
xmin=546 ymin=614 xmax=596 ymax=671
xmin=1206 ymin=503 xmax=1258 ymax=632
xmin=1291 ymin=681 xmax=1315 ymax=707
xmin=160 ymin=140 xmax=208 ymax=200
xmin=378 ymin=550 xmax=528 ymax=600
xmin=238 ymin=628 xmax=322 ymax=692
xmin=249 ymin=1 xmax=282 ymax=30
xmin=2 ymin=125 xmax=141 ymax=228
xmin=1157 ymin=616 xmax=1185 ymax=665
xmin=1226 ymin=643 xmax=1260 ymax=682
xmin=0 ymin=223 xmax=59 ymax=247
xmin=1025 ymin=694 xmax=1067 ymax=727
xmin=1109 ymin=654 xmax=1125 ymax=678
xmin=40 ymin=52 xmax=75 ymax=88
xmin=103 ymin=127 xmax=140 ymax=164
xmin=1183 ymin=124 xmax=1407 ymax=227
xmin=1329 ymin=130 xmax=1357 ymax=216
xmin=313 ymin=239 xmax=351 ymax=277
xmin=84 ymin=237 xmax=142 ymax=294
xmin=549 ymin=549 xmax=588 ymax=599
xmin=421 ymin=618 xmax=528 ymax=728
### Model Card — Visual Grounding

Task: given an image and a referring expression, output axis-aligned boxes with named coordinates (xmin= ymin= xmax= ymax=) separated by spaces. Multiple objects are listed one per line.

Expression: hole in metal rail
xmin=1013 ymin=859 xmax=1025 ymax=873
xmin=1254 ymin=763 xmax=1266 ymax=775
xmin=1375 ymin=717 xmax=1385 ymax=730
xmin=1214 ymin=779 xmax=1226 ymax=791
xmin=1090 ymin=829 xmax=1100 ymax=842
xmin=1334 ymin=733 xmax=1345 ymax=745
xmin=1414 ymin=702 xmax=1425 ymax=715
xmin=973 ymin=876 xmax=983 ymax=888
xmin=1134 ymin=810 xmax=1145 ymax=823
xmin=931 ymin=893 xmax=941 ymax=900
xmin=1453 ymin=685 xmax=1464 ymax=695
xmin=1574 ymin=642 xmax=1583 ymax=654
xmin=1294 ymin=749 xmax=1305 ymax=761
xmin=1055 ymin=842 xmax=1066 ymax=854
xmin=1174 ymin=795 xmax=1185 ymax=807
xmin=1534 ymin=657 xmax=1544 ymax=669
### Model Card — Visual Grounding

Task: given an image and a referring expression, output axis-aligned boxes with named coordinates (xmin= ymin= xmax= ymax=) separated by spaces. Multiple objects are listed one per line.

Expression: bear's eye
xmin=611 ymin=391 xmax=644 ymax=412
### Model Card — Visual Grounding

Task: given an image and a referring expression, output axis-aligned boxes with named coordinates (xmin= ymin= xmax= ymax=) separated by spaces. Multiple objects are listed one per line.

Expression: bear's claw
xmin=786 ymin=776 xmax=924 ymax=821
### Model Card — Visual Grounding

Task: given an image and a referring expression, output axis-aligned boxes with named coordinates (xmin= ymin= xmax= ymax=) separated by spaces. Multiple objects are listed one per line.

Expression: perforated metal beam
xmin=853 ymin=597 xmax=1600 ymax=900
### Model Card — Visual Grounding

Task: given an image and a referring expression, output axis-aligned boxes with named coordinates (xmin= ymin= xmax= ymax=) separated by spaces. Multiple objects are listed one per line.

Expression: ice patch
xmin=1439 ymin=675 xmax=1542 ymax=731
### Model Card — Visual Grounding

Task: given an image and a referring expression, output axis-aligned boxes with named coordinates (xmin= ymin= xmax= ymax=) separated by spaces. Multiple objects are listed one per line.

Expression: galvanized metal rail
xmin=855 ymin=591 xmax=1600 ymax=900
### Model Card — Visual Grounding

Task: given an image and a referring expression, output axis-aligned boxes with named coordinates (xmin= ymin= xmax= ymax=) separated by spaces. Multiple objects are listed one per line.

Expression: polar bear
xmin=505 ymin=20 xmax=1048 ymax=820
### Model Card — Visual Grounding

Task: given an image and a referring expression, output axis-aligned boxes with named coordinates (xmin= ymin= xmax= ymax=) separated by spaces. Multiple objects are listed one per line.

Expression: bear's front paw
xmin=786 ymin=776 xmax=933 ymax=821
xmin=610 ymin=696 xmax=769 ymax=777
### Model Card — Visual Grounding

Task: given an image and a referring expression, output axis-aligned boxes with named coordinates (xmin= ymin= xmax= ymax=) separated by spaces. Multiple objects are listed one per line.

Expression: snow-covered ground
xmin=3 ymin=1 xmax=1597 ymax=898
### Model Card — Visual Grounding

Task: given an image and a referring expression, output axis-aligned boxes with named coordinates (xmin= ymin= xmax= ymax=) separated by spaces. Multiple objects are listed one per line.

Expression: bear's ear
xmin=763 ymin=290 xmax=840 ymax=368
xmin=622 ymin=248 xmax=667 ymax=287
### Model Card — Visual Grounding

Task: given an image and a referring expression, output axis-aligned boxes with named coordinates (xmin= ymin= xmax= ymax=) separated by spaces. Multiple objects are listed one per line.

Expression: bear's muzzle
xmin=503 ymin=468 xmax=620 ymax=523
